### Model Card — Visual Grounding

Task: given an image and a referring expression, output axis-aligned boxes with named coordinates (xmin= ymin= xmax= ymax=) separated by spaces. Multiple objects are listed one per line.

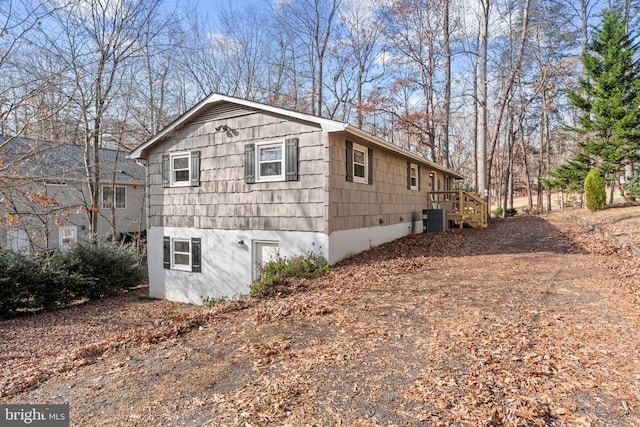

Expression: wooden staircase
xmin=427 ymin=191 xmax=488 ymax=229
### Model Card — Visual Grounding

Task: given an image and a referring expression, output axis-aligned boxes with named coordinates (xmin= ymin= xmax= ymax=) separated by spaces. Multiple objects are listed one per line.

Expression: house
xmin=0 ymin=136 xmax=145 ymax=254
xmin=129 ymin=93 xmax=467 ymax=305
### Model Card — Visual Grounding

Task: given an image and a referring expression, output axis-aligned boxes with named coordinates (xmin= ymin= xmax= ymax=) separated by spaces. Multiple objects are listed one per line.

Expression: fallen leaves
xmin=1 ymin=209 xmax=640 ymax=426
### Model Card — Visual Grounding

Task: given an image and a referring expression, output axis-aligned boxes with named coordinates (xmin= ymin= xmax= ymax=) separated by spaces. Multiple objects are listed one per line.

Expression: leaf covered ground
xmin=2 ymin=206 xmax=640 ymax=426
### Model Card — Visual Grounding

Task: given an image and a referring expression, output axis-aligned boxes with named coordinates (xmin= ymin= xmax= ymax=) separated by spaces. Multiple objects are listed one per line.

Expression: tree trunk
xmin=486 ymin=0 xmax=532 ymax=196
xmin=519 ymin=121 xmax=533 ymax=211
xmin=442 ymin=0 xmax=451 ymax=168
xmin=477 ymin=0 xmax=490 ymax=201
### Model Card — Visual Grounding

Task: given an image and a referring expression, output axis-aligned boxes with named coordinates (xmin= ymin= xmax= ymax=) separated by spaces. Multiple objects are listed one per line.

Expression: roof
xmin=0 ymin=135 xmax=144 ymax=183
xmin=128 ymin=93 xmax=464 ymax=180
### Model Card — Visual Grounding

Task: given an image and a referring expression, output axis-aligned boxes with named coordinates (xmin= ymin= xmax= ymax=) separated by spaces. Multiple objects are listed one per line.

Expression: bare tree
xmin=330 ymin=0 xmax=385 ymax=127
xmin=52 ymin=0 xmax=166 ymax=236
xmin=273 ymin=0 xmax=342 ymax=117
xmin=477 ymin=0 xmax=490 ymax=200
xmin=485 ymin=0 xmax=532 ymax=204
xmin=381 ymin=0 xmax=445 ymax=162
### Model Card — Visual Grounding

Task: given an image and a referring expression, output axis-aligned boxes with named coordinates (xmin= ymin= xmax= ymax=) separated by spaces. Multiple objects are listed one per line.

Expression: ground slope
xmin=2 ymin=210 xmax=640 ymax=426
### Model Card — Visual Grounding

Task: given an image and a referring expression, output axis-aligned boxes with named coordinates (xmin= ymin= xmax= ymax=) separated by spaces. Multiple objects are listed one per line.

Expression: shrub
xmin=584 ymin=168 xmax=606 ymax=211
xmin=624 ymin=170 xmax=640 ymax=200
xmin=250 ymin=252 xmax=330 ymax=298
xmin=0 ymin=239 xmax=145 ymax=318
xmin=63 ymin=237 xmax=145 ymax=300
xmin=492 ymin=207 xmax=503 ymax=218
xmin=202 ymin=295 xmax=228 ymax=306
xmin=0 ymin=249 xmax=35 ymax=317
xmin=506 ymin=208 xmax=518 ymax=217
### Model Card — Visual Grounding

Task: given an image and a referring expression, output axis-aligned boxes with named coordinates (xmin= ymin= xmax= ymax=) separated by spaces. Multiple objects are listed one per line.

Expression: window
xmin=353 ymin=145 xmax=367 ymax=183
xmin=172 ymin=238 xmax=191 ymax=270
xmin=245 ymin=138 xmax=298 ymax=184
xmin=346 ymin=141 xmax=373 ymax=184
xmin=163 ymin=236 xmax=201 ymax=272
xmin=257 ymin=142 xmax=284 ymax=181
xmin=162 ymin=151 xmax=200 ymax=188
xmin=408 ymin=163 xmax=419 ymax=191
xmin=172 ymin=154 xmax=190 ymax=184
xmin=7 ymin=229 xmax=29 ymax=254
xmin=102 ymin=185 xmax=126 ymax=209
xmin=58 ymin=226 xmax=77 ymax=250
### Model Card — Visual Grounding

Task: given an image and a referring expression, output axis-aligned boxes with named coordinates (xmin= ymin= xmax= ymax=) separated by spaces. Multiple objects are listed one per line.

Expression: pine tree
xmin=566 ymin=9 xmax=640 ymax=178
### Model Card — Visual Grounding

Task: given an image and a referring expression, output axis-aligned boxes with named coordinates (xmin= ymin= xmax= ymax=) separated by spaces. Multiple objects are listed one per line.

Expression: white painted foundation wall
xmin=327 ymin=219 xmax=421 ymax=264
xmin=148 ymin=218 xmax=423 ymax=305
xmin=148 ymin=226 xmax=329 ymax=305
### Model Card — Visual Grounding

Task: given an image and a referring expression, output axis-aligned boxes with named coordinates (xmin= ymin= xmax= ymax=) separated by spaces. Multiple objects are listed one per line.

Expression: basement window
xmin=163 ymin=236 xmax=201 ymax=272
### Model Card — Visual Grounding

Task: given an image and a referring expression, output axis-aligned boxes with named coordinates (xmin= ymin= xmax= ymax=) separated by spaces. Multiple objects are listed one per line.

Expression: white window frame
xmin=102 ymin=185 xmax=126 ymax=209
xmin=7 ymin=229 xmax=30 ymax=254
xmin=255 ymin=140 xmax=285 ymax=182
xmin=171 ymin=238 xmax=192 ymax=271
xmin=410 ymin=163 xmax=418 ymax=190
xmin=59 ymin=226 xmax=77 ymax=250
xmin=352 ymin=143 xmax=368 ymax=184
xmin=170 ymin=152 xmax=192 ymax=187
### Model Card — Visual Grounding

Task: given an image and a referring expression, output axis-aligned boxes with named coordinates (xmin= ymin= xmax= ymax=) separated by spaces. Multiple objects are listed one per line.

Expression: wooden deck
xmin=427 ymin=191 xmax=488 ymax=229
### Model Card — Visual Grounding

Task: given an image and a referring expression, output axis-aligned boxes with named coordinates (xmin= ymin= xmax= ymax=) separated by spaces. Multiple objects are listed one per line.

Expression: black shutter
xmin=162 ymin=154 xmax=170 ymax=188
xmin=190 ymin=151 xmax=200 ymax=187
xmin=407 ymin=162 xmax=411 ymax=189
xmin=345 ymin=140 xmax=353 ymax=182
xmin=285 ymin=138 xmax=299 ymax=181
xmin=163 ymin=236 xmax=171 ymax=269
xmin=418 ymin=165 xmax=421 ymax=191
xmin=191 ymin=237 xmax=201 ymax=273
xmin=368 ymin=148 xmax=373 ymax=185
xmin=245 ymin=143 xmax=255 ymax=184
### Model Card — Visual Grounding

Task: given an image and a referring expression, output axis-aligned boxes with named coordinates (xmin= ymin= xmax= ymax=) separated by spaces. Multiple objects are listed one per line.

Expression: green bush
xmin=506 ymin=208 xmax=518 ymax=217
xmin=624 ymin=170 xmax=640 ymax=200
xmin=250 ymin=252 xmax=329 ymax=298
xmin=492 ymin=207 xmax=503 ymax=218
xmin=0 ymin=239 xmax=144 ymax=318
xmin=584 ymin=168 xmax=606 ymax=211
xmin=0 ymin=249 xmax=35 ymax=317
xmin=63 ymin=237 xmax=145 ymax=300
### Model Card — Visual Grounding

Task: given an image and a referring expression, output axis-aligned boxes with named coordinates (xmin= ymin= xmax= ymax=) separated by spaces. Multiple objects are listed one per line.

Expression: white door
xmin=252 ymin=241 xmax=280 ymax=280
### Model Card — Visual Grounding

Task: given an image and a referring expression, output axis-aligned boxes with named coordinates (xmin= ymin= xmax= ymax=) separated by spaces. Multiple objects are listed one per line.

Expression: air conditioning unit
xmin=423 ymin=209 xmax=448 ymax=232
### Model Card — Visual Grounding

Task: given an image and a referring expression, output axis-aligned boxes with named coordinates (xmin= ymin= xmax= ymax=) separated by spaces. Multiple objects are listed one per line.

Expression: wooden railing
xmin=427 ymin=191 xmax=488 ymax=229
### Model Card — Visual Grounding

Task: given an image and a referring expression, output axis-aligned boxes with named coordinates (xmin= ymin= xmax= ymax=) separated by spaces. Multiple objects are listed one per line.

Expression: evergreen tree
xmin=543 ymin=152 xmax=593 ymax=193
xmin=584 ymin=168 xmax=607 ymax=211
xmin=566 ymin=9 xmax=640 ymax=178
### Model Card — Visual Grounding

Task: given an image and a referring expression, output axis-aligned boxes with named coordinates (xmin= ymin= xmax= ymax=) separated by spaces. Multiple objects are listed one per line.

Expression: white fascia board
xmin=342 ymin=125 xmax=465 ymax=180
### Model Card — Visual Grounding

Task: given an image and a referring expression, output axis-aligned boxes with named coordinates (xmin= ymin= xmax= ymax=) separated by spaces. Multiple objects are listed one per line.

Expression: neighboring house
xmin=0 ymin=136 xmax=145 ymax=254
xmin=129 ymin=93 xmax=465 ymax=305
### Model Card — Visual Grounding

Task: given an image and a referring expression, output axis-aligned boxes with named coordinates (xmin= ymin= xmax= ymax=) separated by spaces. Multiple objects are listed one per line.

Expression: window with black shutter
xmin=162 ymin=151 xmax=201 ymax=187
xmin=245 ymin=139 xmax=298 ymax=183
xmin=346 ymin=141 xmax=371 ymax=184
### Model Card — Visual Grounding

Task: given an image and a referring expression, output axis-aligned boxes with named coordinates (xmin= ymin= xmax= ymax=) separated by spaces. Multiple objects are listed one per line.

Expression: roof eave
xmin=341 ymin=125 xmax=465 ymax=180
xmin=128 ymin=93 xmax=345 ymax=160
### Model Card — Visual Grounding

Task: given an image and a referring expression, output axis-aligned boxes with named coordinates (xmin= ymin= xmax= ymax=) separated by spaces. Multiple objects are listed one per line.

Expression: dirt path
xmin=2 ymin=214 xmax=640 ymax=426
